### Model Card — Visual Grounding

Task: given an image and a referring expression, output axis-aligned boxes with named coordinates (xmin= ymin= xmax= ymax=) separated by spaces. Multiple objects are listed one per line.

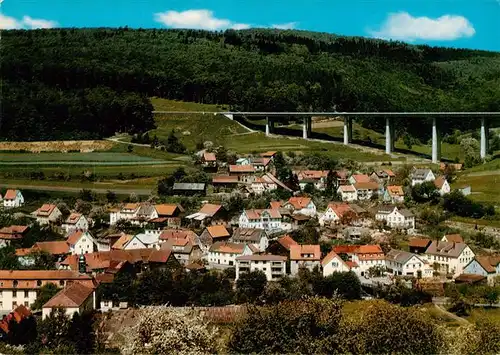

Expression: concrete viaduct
xmin=153 ymin=111 xmax=500 ymax=164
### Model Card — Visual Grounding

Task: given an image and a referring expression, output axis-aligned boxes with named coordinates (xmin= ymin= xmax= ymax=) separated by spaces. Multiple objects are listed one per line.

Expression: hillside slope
xmin=3 ymin=28 xmax=500 ymax=141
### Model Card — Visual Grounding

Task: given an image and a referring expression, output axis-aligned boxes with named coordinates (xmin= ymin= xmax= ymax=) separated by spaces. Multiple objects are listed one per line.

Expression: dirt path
xmin=0 ymin=183 xmax=152 ymax=196
xmin=106 ymin=137 xmax=151 ymax=147
xmin=434 ymin=304 xmax=470 ymax=324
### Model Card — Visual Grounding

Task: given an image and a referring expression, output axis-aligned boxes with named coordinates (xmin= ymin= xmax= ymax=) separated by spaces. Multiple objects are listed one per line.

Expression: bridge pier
xmin=385 ymin=117 xmax=394 ymax=154
xmin=265 ymin=117 xmax=271 ymax=136
xmin=432 ymin=117 xmax=441 ymax=164
xmin=303 ymin=117 xmax=312 ymax=139
xmin=480 ymin=117 xmax=489 ymax=159
xmin=343 ymin=117 xmax=353 ymax=144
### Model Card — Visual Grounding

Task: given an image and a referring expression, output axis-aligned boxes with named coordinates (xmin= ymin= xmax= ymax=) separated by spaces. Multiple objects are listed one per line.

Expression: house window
xmin=24 ymin=291 xmax=29 ymax=298
xmin=37 ymin=280 xmax=42 ymax=287
xmin=59 ymin=280 xmax=65 ymax=286
xmin=13 ymin=280 xmax=18 ymax=288
xmin=12 ymin=301 xmax=17 ymax=307
xmin=24 ymin=301 xmax=29 ymax=307
xmin=12 ymin=291 xmax=17 ymax=298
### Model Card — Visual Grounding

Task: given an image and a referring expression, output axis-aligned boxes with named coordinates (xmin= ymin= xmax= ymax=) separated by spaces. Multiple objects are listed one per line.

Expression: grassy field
xmin=452 ymin=173 xmax=500 ymax=204
xmin=0 ymin=152 xmax=165 ymax=163
xmin=465 ymin=307 xmax=500 ymax=324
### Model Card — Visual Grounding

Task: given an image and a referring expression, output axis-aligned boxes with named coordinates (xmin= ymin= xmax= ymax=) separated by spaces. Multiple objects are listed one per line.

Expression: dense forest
xmin=2 ymin=28 xmax=500 ymax=141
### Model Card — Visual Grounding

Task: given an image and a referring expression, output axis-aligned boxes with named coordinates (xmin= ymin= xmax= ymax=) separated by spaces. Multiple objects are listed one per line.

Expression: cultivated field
xmin=0 ymin=140 xmax=113 ymax=152
xmin=0 ymin=152 xmax=165 ymax=164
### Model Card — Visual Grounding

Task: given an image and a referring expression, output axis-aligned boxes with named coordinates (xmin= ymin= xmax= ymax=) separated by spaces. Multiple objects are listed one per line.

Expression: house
xmin=160 ymin=238 xmax=203 ymax=265
xmin=186 ymin=203 xmax=228 ymax=227
xmin=354 ymin=182 xmax=380 ymax=201
xmin=172 ymin=183 xmax=206 ymax=196
xmin=212 ymin=175 xmax=240 ymax=191
xmin=322 ymin=250 xmax=358 ymax=277
xmin=463 ymin=255 xmax=500 ymax=285
xmin=109 ymin=203 xmax=140 ymax=225
xmin=235 ymin=255 xmax=287 ymax=281
xmin=260 ymin=151 xmax=277 ymax=159
xmin=198 ymin=225 xmax=231 ymax=252
xmin=319 ymin=203 xmax=355 ymax=226
xmin=208 ymin=242 xmax=253 ymax=268
xmin=229 ymin=165 xmax=255 ymax=183
xmin=456 ymin=185 xmax=472 ymax=196
xmin=351 ymin=245 xmax=386 ymax=276
xmin=121 ymin=233 xmax=159 ymax=250
xmin=434 ymin=176 xmax=451 ymax=195
xmin=349 ymin=174 xmax=371 ymax=185
xmin=410 ymin=168 xmax=435 ymax=186
xmin=158 ymin=229 xmax=198 ymax=245
xmin=231 ymin=228 xmax=269 ymax=252
xmin=442 ymin=234 xmax=464 ymax=243
xmin=408 ymin=237 xmax=432 ymax=254
xmin=111 ymin=234 xmax=133 ymax=250
xmin=31 ymin=241 xmax=71 ymax=261
xmin=42 ymin=281 xmax=95 ymax=319
xmin=236 ymin=157 xmax=251 ymax=166
xmin=0 ymin=270 xmax=95 ymax=312
xmin=266 ymin=235 xmax=298 ymax=257
xmin=62 ymin=213 xmax=89 ymax=234
xmin=289 ymin=244 xmax=321 ymax=276
xmin=440 ymin=162 xmax=463 ymax=172
xmin=375 ymin=205 xmax=415 ymax=231
xmin=251 ymin=157 xmax=272 ymax=172
xmin=153 ymin=204 xmax=184 ymax=227
xmin=66 ymin=231 xmax=97 ymax=255
xmin=202 ymin=152 xmax=217 ymax=168
xmin=385 ymin=249 xmax=433 ymax=278
xmin=33 ymin=204 xmax=62 ymax=225
xmin=383 ymin=185 xmax=405 ymax=204
xmin=337 ymin=185 xmax=357 ymax=201
xmin=251 ymin=173 xmax=291 ymax=195
xmin=282 ymin=197 xmax=317 ymax=216
xmin=295 ymin=170 xmax=329 ymax=191
xmin=0 ymin=225 xmax=29 ymax=248
xmin=239 ymin=209 xmax=282 ymax=232
xmin=3 ymin=190 xmax=24 ymax=209
xmin=370 ymin=170 xmax=395 ymax=184
xmin=424 ymin=241 xmax=475 ymax=277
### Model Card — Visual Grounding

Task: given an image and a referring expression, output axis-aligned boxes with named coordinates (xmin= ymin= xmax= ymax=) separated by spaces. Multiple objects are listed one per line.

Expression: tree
xmin=31 ymin=283 xmax=59 ymax=310
xmin=27 ymin=250 xmax=57 ymax=270
xmin=461 ymin=137 xmax=482 ymax=167
xmin=165 ymin=130 xmax=186 ymax=154
xmin=235 ymin=270 xmax=267 ymax=303
xmin=123 ymin=306 xmax=220 ymax=355
xmin=0 ymin=246 xmax=19 ymax=270
xmin=106 ymin=190 xmax=117 ymax=203
xmin=312 ymin=271 xmax=361 ymax=300
xmin=411 ymin=181 xmax=439 ymax=203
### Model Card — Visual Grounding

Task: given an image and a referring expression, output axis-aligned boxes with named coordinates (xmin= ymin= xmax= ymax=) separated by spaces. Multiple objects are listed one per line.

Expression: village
xmin=0 ymin=148 xmax=498 ymax=329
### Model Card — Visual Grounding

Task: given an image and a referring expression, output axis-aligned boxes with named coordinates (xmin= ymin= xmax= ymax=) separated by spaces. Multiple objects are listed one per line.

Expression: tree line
xmin=3 ymin=28 xmax=500 ymax=141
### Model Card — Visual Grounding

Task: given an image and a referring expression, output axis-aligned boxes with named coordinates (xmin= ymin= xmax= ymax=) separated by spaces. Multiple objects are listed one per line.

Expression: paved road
xmin=0 ymin=183 xmax=153 ymax=196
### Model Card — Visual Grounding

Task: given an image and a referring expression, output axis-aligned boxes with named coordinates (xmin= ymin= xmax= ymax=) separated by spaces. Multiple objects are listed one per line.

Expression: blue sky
xmin=2 ymin=0 xmax=499 ymax=51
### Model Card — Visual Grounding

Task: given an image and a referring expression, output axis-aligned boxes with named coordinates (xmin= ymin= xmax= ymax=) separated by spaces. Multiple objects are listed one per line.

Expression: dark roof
xmin=172 ymin=183 xmax=206 ymax=191
xmin=455 ymin=274 xmax=486 ymax=283
xmin=232 ymin=228 xmax=266 ymax=242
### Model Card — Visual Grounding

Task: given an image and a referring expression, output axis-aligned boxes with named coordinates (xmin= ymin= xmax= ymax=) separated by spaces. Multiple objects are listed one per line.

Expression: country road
xmin=0 ymin=183 xmax=153 ymax=196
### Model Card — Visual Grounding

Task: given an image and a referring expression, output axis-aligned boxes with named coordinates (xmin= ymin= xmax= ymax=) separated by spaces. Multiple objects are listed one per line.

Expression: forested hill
xmin=2 ymin=28 xmax=500 ymax=141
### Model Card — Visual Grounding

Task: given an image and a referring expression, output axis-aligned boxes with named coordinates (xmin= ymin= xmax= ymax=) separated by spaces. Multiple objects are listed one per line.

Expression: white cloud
xmin=0 ymin=13 xmax=57 ymax=29
xmin=370 ymin=12 xmax=475 ymax=41
xmin=154 ymin=9 xmax=249 ymax=31
xmin=0 ymin=13 xmax=21 ymax=29
xmin=22 ymin=16 xmax=58 ymax=29
xmin=272 ymin=22 xmax=298 ymax=30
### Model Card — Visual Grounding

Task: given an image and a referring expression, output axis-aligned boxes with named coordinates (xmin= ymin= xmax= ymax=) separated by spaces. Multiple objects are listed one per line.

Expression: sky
xmin=1 ymin=0 xmax=499 ymax=51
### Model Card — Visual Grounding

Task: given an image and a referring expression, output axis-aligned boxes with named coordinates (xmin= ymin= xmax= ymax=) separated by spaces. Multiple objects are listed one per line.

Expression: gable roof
xmin=4 ymin=189 xmax=19 ymax=200
xmin=434 ymin=176 xmax=448 ymax=189
xmin=260 ymin=151 xmax=277 ymax=158
xmin=64 ymin=213 xmax=83 ymax=225
xmin=32 ymin=241 xmax=70 ymax=255
xmin=209 ymin=242 xmax=247 ymax=254
xmin=251 ymin=157 xmax=271 ymax=166
xmin=159 ymin=229 xmax=198 ymax=243
xmin=287 ymin=197 xmax=312 ymax=209
xmin=296 ymin=170 xmax=329 ymax=180
xmin=290 ymin=244 xmax=321 ymax=261
xmin=237 ymin=254 xmax=286 ymax=262
xmin=155 ymin=204 xmax=181 ymax=216
xmin=277 ymin=235 xmax=298 ymax=250
xmin=199 ymin=203 xmax=223 ymax=216
xmin=67 ymin=231 xmax=86 ymax=245
xmin=352 ymin=174 xmax=371 ymax=183
xmin=112 ymin=234 xmax=133 ymax=249
xmin=474 ymin=256 xmax=500 ymax=274
xmin=321 ymin=250 xmax=346 ymax=267
xmin=327 ymin=203 xmax=354 ymax=218
xmin=229 ymin=165 xmax=255 ymax=173
xmin=443 ymin=234 xmax=464 ymax=243
xmin=0 ymin=225 xmax=28 ymax=239
xmin=386 ymin=185 xmax=404 ymax=197
xmin=206 ymin=225 xmax=230 ymax=238
xmin=412 ymin=168 xmax=433 ymax=179
xmin=354 ymin=181 xmax=379 ymax=191
xmin=338 ymin=185 xmax=356 ymax=193
xmin=203 ymin=152 xmax=217 ymax=162
xmin=409 ymin=237 xmax=432 ymax=248
xmin=35 ymin=204 xmax=58 ymax=217
xmin=425 ymin=241 xmax=468 ymax=258
xmin=244 ymin=209 xmax=281 ymax=220
xmin=173 ymin=183 xmax=206 ymax=191
xmin=232 ymin=228 xmax=266 ymax=242
xmin=43 ymin=282 xmax=94 ymax=309
xmin=212 ymin=175 xmax=239 ymax=184
xmin=386 ymin=249 xmax=420 ymax=264
xmin=148 ymin=249 xmax=174 ymax=263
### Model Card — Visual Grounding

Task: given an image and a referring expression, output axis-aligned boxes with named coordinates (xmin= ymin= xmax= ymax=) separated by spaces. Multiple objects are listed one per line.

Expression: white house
xmin=337 ymin=185 xmax=357 ymax=201
xmin=424 ymin=241 xmax=475 ymax=277
xmin=3 ymin=190 xmax=24 ymax=209
xmin=66 ymin=231 xmax=98 ymax=255
xmin=122 ymin=233 xmax=159 ymax=250
xmin=354 ymin=182 xmax=379 ymax=201
xmin=463 ymin=256 xmax=500 ymax=285
xmin=235 ymin=255 xmax=287 ymax=281
xmin=62 ymin=213 xmax=89 ymax=234
xmin=239 ymin=209 xmax=282 ymax=232
xmin=350 ymin=245 xmax=386 ymax=276
xmin=42 ymin=282 xmax=95 ymax=319
xmin=321 ymin=250 xmax=357 ymax=277
xmin=208 ymin=242 xmax=253 ymax=268
xmin=434 ymin=176 xmax=451 ymax=196
xmin=348 ymin=174 xmax=371 ymax=185
xmin=318 ymin=203 xmax=353 ymax=226
xmin=383 ymin=185 xmax=405 ymax=204
xmin=282 ymin=197 xmax=317 ymax=216
xmin=231 ymin=228 xmax=269 ymax=252
xmin=375 ymin=205 xmax=415 ymax=231
xmin=33 ymin=204 xmax=62 ymax=225
xmin=385 ymin=249 xmax=433 ymax=278
xmin=0 ymin=225 xmax=28 ymax=248
xmin=251 ymin=176 xmax=277 ymax=195
xmin=289 ymin=244 xmax=321 ymax=276
xmin=295 ymin=170 xmax=329 ymax=191
xmin=410 ymin=168 xmax=435 ymax=186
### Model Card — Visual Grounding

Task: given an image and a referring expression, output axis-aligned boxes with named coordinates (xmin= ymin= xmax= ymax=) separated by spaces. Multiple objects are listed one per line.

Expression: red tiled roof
xmin=338 ymin=185 xmax=356 ymax=192
xmin=277 ymin=235 xmax=298 ymax=250
xmin=212 ymin=175 xmax=239 ymax=184
xmin=327 ymin=203 xmax=353 ymax=218
xmin=321 ymin=250 xmax=344 ymax=266
xmin=244 ymin=209 xmax=281 ymax=220
xmin=237 ymin=254 xmax=287 ymax=261
xmin=155 ymin=204 xmax=180 ymax=217
xmin=32 ymin=241 xmax=69 ymax=255
xmin=203 ymin=152 xmax=217 ymax=162
xmin=229 ymin=165 xmax=255 ymax=173
xmin=35 ymin=204 xmax=57 ymax=217
xmin=296 ymin=170 xmax=329 ymax=180
xmin=0 ymin=225 xmax=28 ymax=239
xmin=409 ymin=237 xmax=432 ymax=248
xmin=384 ymin=169 xmax=396 ymax=177
xmin=199 ymin=203 xmax=222 ymax=216
xmin=287 ymin=197 xmax=312 ymax=209
xmin=209 ymin=242 xmax=247 ymax=254
xmin=434 ymin=176 xmax=447 ymax=189
xmin=148 ymin=249 xmax=174 ymax=263
xmin=290 ymin=244 xmax=321 ymax=261
xmin=352 ymin=174 xmax=371 ymax=183
xmin=269 ymin=201 xmax=283 ymax=210
xmin=260 ymin=151 xmax=277 ymax=157
xmin=386 ymin=185 xmax=404 ymax=197
xmin=333 ymin=245 xmax=359 ymax=254
xmin=43 ymin=282 xmax=94 ymax=309
xmin=443 ymin=234 xmax=464 ymax=243
xmin=67 ymin=230 xmax=84 ymax=245
xmin=207 ymin=225 xmax=230 ymax=238
xmin=159 ymin=229 xmax=197 ymax=243
xmin=65 ymin=213 xmax=82 ymax=225
xmin=475 ymin=256 xmax=500 ymax=274
xmin=4 ymin=189 xmax=18 ymax=200
xmin=0 ymin=270 xmax=94 ymax=289
xmin=354 ymin=182 xmax=379 ymax=190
